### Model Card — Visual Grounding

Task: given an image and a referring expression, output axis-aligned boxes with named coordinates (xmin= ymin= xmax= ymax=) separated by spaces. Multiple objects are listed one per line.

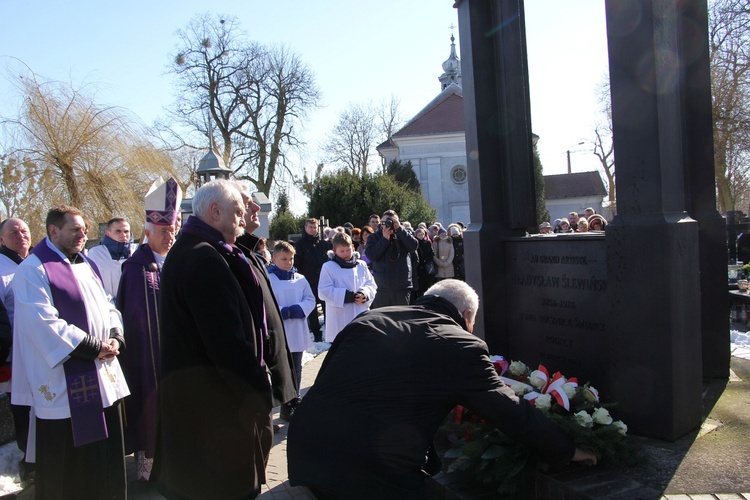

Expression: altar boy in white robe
xmin=11 ymin=205 xmax=130 ymax=499
xmin=267 ymin=240 xmax=316 ymax=420
xmin=318 ymin=232 xmax=377 ymax=342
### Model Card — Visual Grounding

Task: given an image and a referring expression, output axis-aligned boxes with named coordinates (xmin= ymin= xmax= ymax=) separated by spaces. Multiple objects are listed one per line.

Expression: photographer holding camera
xmin=364 ymin=210 xmax=419 ymax=308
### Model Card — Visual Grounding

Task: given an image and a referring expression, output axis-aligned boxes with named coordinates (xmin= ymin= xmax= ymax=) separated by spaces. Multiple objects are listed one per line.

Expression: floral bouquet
xmin=439 ymin=356 xmax=637 ymax=495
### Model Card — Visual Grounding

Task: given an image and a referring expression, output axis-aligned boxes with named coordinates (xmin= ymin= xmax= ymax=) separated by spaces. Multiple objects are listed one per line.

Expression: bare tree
xmin=593 ymin=124 xmax=615 ymax=204
xmin=1 ymin=68 xmax=179 ymax=235
xmin=322 ymin=103 xmax=377 ymax=176
xmin=169 ymin=14 xmax=320 ymax=195
xmin=0 ymin=155 xmax=57 ymax=238
xmin=378 ymin=95 xmax=402 ymax=140
xmin=590 ymin=79 xmax=616 ymax=205
xmin=710 ymin=0 xmax=750 ymax=212
xmin=376 ymin=95 xmax=405 ymax=173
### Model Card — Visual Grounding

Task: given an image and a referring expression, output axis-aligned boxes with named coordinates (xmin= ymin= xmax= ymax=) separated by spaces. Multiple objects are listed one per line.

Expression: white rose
xmin=612 ymin=420 xmax=628 ymax=436
xmin=511 ymin=382 xmax=529 ymax=397
xmin=584 ymin=386 xmax=600 ymax=404
xmin=529 ymin=370 xmax=547 ymax=391
xmin=509 ymin=360 xmax=528 ymax=377
xmin=592 ymin=407 xmax=613 ymax=425
xmin=535 ymin=394 xmax=552 ymax=410
xmin=562 ymin=383 xmax=577 ymax=398
xmin=574 ymin=410 xmax=594 ymax=428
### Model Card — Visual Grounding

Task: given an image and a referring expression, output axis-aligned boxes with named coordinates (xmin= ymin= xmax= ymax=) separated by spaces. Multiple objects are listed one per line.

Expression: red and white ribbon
xmin=501 ymin=363 xmax=581 ymax=411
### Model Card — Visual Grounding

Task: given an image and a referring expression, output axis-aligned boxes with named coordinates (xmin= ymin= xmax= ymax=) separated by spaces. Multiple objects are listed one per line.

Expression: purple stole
xmin=32 ymin=240 xmax=108 ymax=447
xmin=181 ymin=216 xmax=267 ymax=366
xmin=238 ymin=249 xmax=267 ymax=366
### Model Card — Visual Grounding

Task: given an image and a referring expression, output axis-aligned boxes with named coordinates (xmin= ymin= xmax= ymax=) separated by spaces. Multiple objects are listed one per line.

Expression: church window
xmin=451 ymin=165 xmax=467 ymax=184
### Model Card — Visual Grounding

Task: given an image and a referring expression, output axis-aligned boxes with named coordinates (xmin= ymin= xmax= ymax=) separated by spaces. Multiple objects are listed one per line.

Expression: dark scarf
xmin=332 ymin=254 xmax=358 ymax=269
xmin=268 ymin=264 xmax=297 ymax=281
xmin=180 ymin=216 xmax=267 ymax=365
xmin=303 ymin=232 xmax=320 ymax=244
xmin=0 ymin=245 xmax=23 ymax=265
xmin=99 ymin=235 xmax=132 ymax=260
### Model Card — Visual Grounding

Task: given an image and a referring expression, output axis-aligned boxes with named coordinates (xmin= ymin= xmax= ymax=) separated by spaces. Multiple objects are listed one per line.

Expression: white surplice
xmin=318 ymin=257 xmax=377 ymax=342
xmin=85 ymin=244 xmax=137 ymax=301
xmin=11 ymin=238 xmax=130 ymax=420
xmin=268 ymin=272 xmax=316 ymax=353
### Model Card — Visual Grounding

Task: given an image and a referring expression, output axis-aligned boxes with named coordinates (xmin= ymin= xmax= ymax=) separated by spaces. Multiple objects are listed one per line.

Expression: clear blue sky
xmin=1 ymin=0 xmax=609 ymax=187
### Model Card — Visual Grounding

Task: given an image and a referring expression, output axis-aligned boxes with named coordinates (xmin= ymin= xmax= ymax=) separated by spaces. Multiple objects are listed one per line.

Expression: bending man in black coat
xmin=287 ymin=279 xmax=596 ymax=499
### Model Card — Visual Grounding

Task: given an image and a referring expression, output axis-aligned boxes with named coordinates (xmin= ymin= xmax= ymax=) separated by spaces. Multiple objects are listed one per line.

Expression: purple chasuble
xmin=32 ymin=240 xmax=108 ymax=447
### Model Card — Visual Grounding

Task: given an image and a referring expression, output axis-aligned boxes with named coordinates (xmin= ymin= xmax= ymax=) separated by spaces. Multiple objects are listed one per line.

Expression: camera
xmin=383 ymin=218 xmax=394 ymax=229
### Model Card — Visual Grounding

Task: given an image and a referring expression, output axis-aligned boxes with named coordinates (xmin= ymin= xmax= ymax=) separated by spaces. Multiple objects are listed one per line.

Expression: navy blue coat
xmin=364 ymin=226 xmax=418 ymax=290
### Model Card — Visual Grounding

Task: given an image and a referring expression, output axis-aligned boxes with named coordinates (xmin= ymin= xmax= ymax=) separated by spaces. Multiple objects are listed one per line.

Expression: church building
xmin=377 ymin=34 xmax=607 ymax=225
xmin=377 ymin=33 xmax=469 ymax=225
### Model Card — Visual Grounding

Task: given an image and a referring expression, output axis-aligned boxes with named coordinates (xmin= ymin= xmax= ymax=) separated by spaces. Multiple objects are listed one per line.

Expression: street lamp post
xmin=566 ymin=141 xmax=585 ymax=174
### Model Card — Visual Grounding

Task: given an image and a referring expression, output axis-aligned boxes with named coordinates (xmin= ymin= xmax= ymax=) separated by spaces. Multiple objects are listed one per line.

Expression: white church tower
xmin=439 ymin=31 xmax=462 ymax=90
xmin=377 ymin=33 xmax=470 ymax=225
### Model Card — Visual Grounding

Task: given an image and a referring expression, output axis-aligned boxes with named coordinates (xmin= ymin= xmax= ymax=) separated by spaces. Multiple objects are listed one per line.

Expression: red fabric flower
xmin=453 ymin=405 xmax=464 ymax=424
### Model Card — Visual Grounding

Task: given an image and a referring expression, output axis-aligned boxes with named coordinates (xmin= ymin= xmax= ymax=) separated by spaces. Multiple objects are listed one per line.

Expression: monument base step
xmin=426 ymin=463 xmax=662 ymax=500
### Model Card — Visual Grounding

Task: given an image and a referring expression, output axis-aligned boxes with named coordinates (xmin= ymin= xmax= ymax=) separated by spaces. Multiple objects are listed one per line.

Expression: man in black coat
xmin=235 ymin=183 xmax=300 ymax=419
xmin=156 ymin=179 xmax=296 ymax=499
xmin=294 ymin=218 xmax=330 ymax=342
xmin=364 ymin=209 xmax=419 ymax=308
xmin=287 ymin=279 xmax=596 ymax=499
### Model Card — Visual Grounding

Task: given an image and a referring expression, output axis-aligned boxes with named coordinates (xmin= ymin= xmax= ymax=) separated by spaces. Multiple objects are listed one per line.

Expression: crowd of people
xmin=286 ymin=213 xmax=469 ymax=310
xmin=0 ymin=185 xmax=598 ymax=498
xmin=537 ymin=207 xmax=609 ymax=235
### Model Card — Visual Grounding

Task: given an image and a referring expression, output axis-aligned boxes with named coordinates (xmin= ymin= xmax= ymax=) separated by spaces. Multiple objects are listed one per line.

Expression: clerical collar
xmin=0 ymin=245 xmax=24 ymax=265
xmin=69 ymin=254 xmax=84 ymax=265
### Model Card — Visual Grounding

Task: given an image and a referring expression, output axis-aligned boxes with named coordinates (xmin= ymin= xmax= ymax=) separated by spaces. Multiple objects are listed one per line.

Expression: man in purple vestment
xmin=11 ymin=205 xmax=130 ymax=499
xmin=117 ymin=177 xmax=182 ymax=481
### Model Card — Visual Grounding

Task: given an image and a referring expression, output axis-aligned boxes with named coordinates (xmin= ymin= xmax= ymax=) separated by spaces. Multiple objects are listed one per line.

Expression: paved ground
xmin=120 ymin=353 xmax=750 ymax=499
xmin=8 ymin=351 xmax=750 ymax=499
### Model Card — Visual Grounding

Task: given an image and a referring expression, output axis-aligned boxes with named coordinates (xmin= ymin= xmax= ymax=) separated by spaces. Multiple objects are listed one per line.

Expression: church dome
xmin=442 ymin=35 xmax=460 ymax=73
xmin=439 ymin=33 xmax=461 ymax=90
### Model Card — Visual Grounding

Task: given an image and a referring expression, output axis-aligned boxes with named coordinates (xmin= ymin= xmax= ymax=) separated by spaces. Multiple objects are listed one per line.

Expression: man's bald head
xmin=0 ymin=218 xmax=31 ymax=258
